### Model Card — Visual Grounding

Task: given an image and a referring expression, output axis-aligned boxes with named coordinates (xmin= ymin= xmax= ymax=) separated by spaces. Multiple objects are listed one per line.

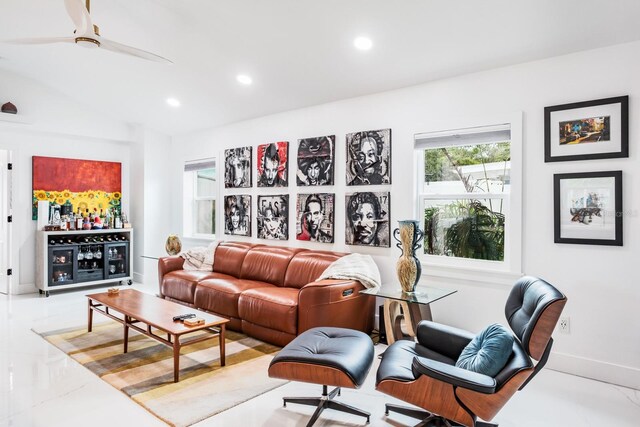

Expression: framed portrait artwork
xmin=554 ymin=171 xmax=622 ymax=246
xmin=257 ymin=141 xmax=288 ymax=187
xmin=257 ymin=194 xmax=289 ymax=240
xmin=296 ymin=135 xmax=335 ymax=186
xmin=345 ymin=191 xmax=390 ymax=247
xmin=224 ymin=195 xmax=251 ymax=236
xmin=346 ymin=129 xmax=391 ymax=185
xmin=544 ymin=96 xmax=628 ymax=162
xmin=296 ymin=193 xmax=335 ymax=243
xmin=224 ymin=147 xmax=252 ymax=188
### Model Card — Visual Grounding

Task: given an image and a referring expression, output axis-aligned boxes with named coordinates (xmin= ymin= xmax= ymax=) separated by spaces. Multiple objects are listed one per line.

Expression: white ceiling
xmin=1 ymin=0 xmax=639 ymax=136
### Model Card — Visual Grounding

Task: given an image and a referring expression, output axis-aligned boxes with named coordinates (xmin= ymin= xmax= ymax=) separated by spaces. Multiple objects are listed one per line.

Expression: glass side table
xmin=361 ymin=284 xmax=457 ymax=344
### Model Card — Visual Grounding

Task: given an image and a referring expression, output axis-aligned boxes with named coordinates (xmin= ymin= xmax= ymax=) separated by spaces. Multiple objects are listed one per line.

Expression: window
xmin=183 ymin=159 xmax=217 ymax=238
xmin=415 ymin=117 xmax=522 ymax=276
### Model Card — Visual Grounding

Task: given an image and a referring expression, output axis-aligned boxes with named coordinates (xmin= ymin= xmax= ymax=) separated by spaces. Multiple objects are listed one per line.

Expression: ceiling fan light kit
xmin=5 ymin=0 xmax=172 ymax=63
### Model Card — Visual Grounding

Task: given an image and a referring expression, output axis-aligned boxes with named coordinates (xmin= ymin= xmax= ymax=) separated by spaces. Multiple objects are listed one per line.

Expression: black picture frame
xmin=554 ymin=171 xmax=622 ymax=246
xmin=544 ymin=96 xmax=628 ymax=162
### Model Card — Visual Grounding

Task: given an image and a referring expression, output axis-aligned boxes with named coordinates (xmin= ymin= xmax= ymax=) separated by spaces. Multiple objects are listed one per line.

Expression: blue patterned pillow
xmin=455 ymin=323 xmax=514 ymax=377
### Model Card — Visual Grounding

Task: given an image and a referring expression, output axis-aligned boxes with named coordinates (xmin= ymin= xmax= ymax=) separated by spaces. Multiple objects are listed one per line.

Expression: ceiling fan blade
xmin=99 ymin=37 xmax=173 ymax=64
xmin=64 ymin=0 xmax=93 ymax=35
xmin=3 ymin=37 xmax=76 ymax=45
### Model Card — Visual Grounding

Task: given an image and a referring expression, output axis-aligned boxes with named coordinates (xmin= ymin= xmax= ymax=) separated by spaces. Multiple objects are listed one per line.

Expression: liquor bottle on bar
xmin=75 ymin=208 xmax=83 ymax=230
xmin=83 ymin=209 xmax=91 ymax=230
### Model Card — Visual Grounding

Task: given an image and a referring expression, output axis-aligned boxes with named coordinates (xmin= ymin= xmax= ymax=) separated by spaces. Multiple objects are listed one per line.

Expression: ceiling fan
xmin=5 ymin=0 xmax=172 ymax=64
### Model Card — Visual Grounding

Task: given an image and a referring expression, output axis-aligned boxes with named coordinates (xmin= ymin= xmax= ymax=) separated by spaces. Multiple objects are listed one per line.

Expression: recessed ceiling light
xmin=354 ymin=36 xmax=373 ymax=51
xmin=236 ymin=74 xmax=253 ymax=85
xmin=166 ymin=97 xmax=181 ymax=107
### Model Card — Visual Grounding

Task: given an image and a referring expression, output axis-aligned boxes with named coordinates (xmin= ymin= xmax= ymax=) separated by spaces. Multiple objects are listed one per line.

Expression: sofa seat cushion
xmin=239 ymin=287 xmax=300 ymax=335
xmin=162 ymin=270 xmax=226 ymax=303
xmin=195 ymin=278 xmax=275 ymax=318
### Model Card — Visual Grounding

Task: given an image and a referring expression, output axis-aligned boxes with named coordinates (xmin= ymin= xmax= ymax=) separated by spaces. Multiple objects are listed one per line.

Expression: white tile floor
xmin=1 ymin=282 xmax=639 ymax=427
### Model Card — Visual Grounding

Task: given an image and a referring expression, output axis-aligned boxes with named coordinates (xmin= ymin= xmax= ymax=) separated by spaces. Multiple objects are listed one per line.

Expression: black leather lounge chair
xmin=376 ymin=276 xmax=567 ymax=427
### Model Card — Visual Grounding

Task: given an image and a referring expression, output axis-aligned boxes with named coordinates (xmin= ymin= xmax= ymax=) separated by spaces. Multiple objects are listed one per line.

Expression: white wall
xmin=129 ymin=127 xmax=173 ymax=287
xmin=168 ymin=40 xmax=640 ymax=389
xmin=0 ymin=69 xmax=134 ymax=294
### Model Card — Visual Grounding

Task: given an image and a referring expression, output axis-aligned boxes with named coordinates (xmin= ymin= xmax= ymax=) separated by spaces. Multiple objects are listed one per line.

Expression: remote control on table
xmin=173 ymin=313 xmax=197 ymax=322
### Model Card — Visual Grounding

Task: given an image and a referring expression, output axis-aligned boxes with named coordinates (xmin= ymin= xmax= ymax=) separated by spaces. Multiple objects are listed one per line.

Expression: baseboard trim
xmin=548 ymin=351 xmax=640 ymax=390
xmin=15 ymin=283 xmax=37 ymax=295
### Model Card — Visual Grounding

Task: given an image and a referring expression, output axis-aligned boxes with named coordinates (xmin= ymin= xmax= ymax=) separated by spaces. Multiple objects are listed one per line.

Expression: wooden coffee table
xmin=86 ymin=289 xmax=229 ymax=382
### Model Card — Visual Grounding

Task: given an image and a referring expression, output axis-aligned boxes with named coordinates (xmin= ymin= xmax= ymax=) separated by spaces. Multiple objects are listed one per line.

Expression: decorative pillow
xmin=455 ymin=323 xmax=514 ymax=377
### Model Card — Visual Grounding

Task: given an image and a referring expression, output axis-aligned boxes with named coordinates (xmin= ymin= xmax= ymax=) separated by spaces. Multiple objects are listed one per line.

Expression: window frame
xmin=414 ymin=113 xmax=523 ymax=284
xmin=183 ymin=159 xmax=217 ymax=240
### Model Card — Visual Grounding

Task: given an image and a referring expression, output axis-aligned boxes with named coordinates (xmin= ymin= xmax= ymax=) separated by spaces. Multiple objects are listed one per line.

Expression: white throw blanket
xmin=181 ymin=241 xmax=220 ymax=271
xmin=317 ymin=253 xmax=381 ymax=290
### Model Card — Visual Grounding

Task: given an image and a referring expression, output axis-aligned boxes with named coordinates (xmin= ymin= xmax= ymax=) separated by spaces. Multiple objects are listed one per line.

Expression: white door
xmin=0 ymin=149 xmax=11 ymax=294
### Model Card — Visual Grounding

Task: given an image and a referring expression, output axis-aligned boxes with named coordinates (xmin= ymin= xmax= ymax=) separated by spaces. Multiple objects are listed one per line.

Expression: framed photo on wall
xmin=296 ymin=135 xmax=335 ymax=186
xmin=224 ymin=147 xmax=252 ymax=188
xmin=346 ymin=129 xmax=391 ymax=185
xmin=544 ymin=96 xmax=628 ymax=162
xmin=554 ymin=171 xmax=622 ymax=246
xmin=345 ymin=191 xmax=390 ymax=247
xmin=296 ymin=193 xmax=335 ymax=243
xmin=224 ymin=195 xmax=251 ymax=236
xmin=257 ymin=142 xmax=288 ymax=187
xmin=257 ymin=194 xmax=289 ymax=240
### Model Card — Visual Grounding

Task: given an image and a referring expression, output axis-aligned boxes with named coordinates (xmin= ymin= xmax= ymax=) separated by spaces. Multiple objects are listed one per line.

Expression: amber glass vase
xmin=393 ymin=220 xmax=424 ymax=293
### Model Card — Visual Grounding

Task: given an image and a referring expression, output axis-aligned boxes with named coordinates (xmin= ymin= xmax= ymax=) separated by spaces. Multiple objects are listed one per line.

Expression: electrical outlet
xmin=559 ymin=316 xmax=570 ymax=334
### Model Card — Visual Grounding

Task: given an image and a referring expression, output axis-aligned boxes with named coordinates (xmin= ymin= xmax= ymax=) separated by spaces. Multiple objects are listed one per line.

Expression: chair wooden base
xmin=385 ymin=403 xmax=497 ymax=427
xmin=283 ymin=385 xmax=370 ymax=427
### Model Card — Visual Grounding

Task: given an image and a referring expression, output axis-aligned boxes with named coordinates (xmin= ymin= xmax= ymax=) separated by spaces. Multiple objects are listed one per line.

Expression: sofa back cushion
xmin=213 ymin=242 xmax=257 ymax=277
xmin=240 ymin=246 xmax=306 ymax=286
xmin=284 ymin=250 xmax=346 ymax=289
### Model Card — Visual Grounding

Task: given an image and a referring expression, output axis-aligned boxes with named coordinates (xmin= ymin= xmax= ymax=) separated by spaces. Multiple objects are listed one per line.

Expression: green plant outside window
xmin=423 ymin=142 xmax=510 ymax=261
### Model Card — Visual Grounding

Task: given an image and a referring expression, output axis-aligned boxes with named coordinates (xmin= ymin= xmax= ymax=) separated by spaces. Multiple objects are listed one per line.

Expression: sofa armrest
xmin=158 ymin=256 xmax=184 ymax=295
xmin=298 ymin=279 xmax=375 ymax=334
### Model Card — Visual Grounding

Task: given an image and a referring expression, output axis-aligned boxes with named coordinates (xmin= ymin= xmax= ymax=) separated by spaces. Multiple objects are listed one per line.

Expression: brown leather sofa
xmin=158 ymin=242 xmax=375 ymax=346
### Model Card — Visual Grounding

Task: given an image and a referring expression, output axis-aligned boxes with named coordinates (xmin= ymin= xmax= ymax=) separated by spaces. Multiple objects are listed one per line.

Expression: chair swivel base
xmin=283 ymin=385 xmax=370 ymax=427
xmin=385 ymin=403 xmax=497 ymax=427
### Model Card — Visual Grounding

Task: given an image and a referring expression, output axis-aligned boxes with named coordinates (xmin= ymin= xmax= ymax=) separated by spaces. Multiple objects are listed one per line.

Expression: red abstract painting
xmin=32 ymin=156 xmax=122 ymax=219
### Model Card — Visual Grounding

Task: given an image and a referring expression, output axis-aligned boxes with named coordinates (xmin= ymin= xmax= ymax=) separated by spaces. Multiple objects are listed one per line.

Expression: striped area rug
xmin=35 ymin=322 xmax=286 ymax=426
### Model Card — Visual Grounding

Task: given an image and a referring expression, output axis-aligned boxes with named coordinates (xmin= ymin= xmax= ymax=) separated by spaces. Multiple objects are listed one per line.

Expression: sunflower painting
xmin=32 ymin=157 xmax=122 ymax=220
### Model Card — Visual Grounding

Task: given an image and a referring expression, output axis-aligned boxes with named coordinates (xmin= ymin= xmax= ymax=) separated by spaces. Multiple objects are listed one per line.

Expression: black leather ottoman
xmin=268 ymin=327 xmax=374 ymax=426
